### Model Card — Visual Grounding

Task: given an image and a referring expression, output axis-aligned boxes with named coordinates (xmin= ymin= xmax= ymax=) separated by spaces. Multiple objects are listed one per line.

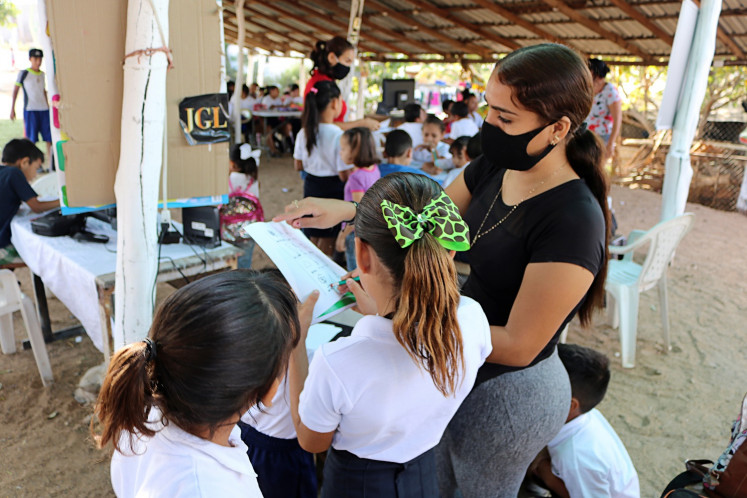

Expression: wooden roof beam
xmin=404 ymin=0 xmax=518 ymax=51
xmin=690 ymin=0 xmax=746 ymax=59
xmin=223 ymin=22 xmax=291 ymax=54
xmin=261 ymin=1 xmax=403 ymax=55
xmin=604 ymin=0 xmax=674 ymax=46
xmin=539 ymin=0 xmax=652 ymax=61
xmin=223 ymin=8 xmax=314 ymax=51
xmin=365 ymin=0 xmax=493 ymax=58
xmin=469 ymin=0 xmax=585 ymax=56
xmin=295 ymin=0 xmax=434 ymax=55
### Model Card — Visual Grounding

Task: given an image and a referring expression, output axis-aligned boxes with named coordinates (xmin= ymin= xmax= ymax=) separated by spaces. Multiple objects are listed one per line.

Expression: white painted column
xmin=113 ymin=0 xmax=170 ymax=348
xmin=231 ymin=0 xmax=246 ymax=142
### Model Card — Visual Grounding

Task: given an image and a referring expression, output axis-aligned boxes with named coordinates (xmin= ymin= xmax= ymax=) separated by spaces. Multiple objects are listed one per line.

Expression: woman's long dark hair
xmin=302 ymin=80 xmax=341 ymax=155
xmin=93 ymin=270 xmax=300 ymax=453
xmin=355 ymin=173 xmax=464 ymax=396
xmin=309 ymin=36 xmax=353 ymax=77
xmin=494 ymin=43 xmax=610 ymax=326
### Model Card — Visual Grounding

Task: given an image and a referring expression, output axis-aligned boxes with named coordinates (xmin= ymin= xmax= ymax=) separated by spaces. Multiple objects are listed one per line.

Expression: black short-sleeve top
xmin=462 ymin=155 xmax=606 ymax=381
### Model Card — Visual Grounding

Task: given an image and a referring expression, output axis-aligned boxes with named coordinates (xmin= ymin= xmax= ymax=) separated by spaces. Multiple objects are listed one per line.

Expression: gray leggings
xmin=435 ymin=349 xmax=570 ymax=497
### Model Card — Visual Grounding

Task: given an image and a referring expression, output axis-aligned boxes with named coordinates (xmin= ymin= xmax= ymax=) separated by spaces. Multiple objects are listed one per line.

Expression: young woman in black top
xmin=275 ymin=43 xmax=610 ymax=497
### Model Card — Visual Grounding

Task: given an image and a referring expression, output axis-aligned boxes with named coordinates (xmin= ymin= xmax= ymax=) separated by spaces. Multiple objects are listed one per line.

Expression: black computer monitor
xmin=381 ymin=79 xmax=415 ymax=113
xmin=182 ymin=206 xmax=221 ymax=248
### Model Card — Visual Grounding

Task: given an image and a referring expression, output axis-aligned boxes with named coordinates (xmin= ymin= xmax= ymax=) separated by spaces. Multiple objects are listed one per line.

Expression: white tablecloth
xmin=11 ymin=209 xmax=239 ymax=352
xmin=252 ymin=110 xmax=302 ymax=118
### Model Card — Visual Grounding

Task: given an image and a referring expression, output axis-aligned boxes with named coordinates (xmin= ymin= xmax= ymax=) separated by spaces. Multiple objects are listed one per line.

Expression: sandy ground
xmin=2 ymin=152 xmax=746 ymax=497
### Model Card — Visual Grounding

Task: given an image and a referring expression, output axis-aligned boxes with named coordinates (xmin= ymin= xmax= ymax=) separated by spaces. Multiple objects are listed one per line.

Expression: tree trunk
xmin=113 ymin=0 xmax=170 ymax=348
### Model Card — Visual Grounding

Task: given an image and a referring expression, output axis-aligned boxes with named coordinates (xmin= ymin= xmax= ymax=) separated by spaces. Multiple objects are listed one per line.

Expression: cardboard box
xmin=46 ymin=0 xmax=228 ymax=208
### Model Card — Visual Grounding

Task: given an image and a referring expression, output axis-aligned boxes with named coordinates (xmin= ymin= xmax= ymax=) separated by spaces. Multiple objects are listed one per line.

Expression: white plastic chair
xmin=30 ymin=172 xmax=59 ymax=199
xmin=0 ymin=269 xmax=53 ymax=386
xmin=605 ymin=213 xmax=694 ymax=368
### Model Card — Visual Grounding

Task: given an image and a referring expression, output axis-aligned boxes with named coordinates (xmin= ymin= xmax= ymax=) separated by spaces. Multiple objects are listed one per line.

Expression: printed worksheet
xmin=246 ymin=222 xmax=356 ymax=323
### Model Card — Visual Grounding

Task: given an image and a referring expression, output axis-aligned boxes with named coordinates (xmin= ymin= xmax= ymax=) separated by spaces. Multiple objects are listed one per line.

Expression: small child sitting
xmin=442 ymin=134 xmax=482 ymax=188
xmin=0 ymin=138 xmax=59 ymax=266
xmin=413 ymin=115 xmax=452 ymax=174
xmin=377 ymin=130 xmax=440 ymax=183
xmin=445 ymin=101 xmax=479 ymax=143
xmin=531 ymin=343 xmax=640 ymax=498
xmin=335 ymin=127 xmax=381 ymax=271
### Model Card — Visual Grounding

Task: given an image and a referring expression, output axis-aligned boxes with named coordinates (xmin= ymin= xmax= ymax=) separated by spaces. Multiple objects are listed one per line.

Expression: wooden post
xmin=342 ymin=0 xmax=364 ymax=118
xmin=112 ymin=0 xmax=170 ymax=348
xmin=231 ymin=0 xmax=245 ymax=142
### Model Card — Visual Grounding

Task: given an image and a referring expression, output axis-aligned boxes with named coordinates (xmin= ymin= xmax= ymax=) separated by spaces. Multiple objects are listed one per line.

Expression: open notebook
xmin=246 ymin=222 xmax=356 ymax=324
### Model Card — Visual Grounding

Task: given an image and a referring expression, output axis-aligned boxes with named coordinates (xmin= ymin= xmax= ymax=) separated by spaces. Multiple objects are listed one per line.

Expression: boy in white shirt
xmin=261 ymin=86 xmax=284 ymax=109
xmin=445 ymin=101 xmax=479 ymax=143
xmin=397 ymin=103 xmax=426 ymax=150
xmin=531 ymin=344 xmax=640 ymax=498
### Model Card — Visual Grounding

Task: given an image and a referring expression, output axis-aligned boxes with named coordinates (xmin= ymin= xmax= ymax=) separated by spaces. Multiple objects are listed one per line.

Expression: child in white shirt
xmin=442 ymin=133 xmax=482 ymax=188
xmin=94 ymin=271 xmax=301 ymax=498
xmin=531 ymin=343 xmax=640 ymax=498
xmin=413 ymin=114 xmax=452 ymax=173
xmin=445 ymin=101 xmax=480 ymax=142
xmin=288 ymin=173 xmax=493 ymax=497
xmin=261 ymin=85 xmax=284 ymax=109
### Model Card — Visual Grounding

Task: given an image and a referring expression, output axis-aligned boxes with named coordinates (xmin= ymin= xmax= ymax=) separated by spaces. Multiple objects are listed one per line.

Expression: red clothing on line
xmin=304 ymin=70 xmax=347 ymax=123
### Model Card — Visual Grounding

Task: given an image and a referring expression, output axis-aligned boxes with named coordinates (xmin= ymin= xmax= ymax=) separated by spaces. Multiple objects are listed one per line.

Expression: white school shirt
xmin=294 ymin=124 xmax=352 ymax=177
xmin=397 ymin=122 xmax=424 ymax=149
xmin=240 ymin=96 xmax=257 ymax=110
xmin=261 ymin=95 xmax=284 ymax=108
xmin=111 ymin=415 xmax=263 ymax=498
xmin=229 ymin=172 xmax=260 ymax=198
xmin=412 ymin=141 xmax=453 ymax=170
xmin=299 ymin=296 xmax=492 ymax=463
xmin=469 ymin=110 xmax=484 ymax=128
xmin=442 ymin=162 xmax=469 ymax=188
xmin=16 ymin=69 xmax=48 ymax=111
xmin=447 ymin=118 xmax=479 ymax=140
xmin=548 ymin=408 xmax=640 ymax=498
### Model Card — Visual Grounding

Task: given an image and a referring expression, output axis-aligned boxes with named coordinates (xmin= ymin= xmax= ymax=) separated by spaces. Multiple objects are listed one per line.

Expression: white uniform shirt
xmin=240 ymin=96 xmax=257 ymax=110
xmin=294 ymin=124 xmax=352 ymax=177
xmin=229 ymin=172 xmax=260 ymax=198
xmin=261 ymin=95 xmax=284 ymax=108
xmin=412 ymin=141 xmax=453 ymax=170
xmin=299 ymin=296 xmax=492 ymax=463
xmin=447 ymin=118 xmax=480 ymax=140
xmin=111 ymin=417 xmax=263 ymax=497
xmin=469 ymin=110 xmax=484 ymax=128
xmin=397 ymin=122 xmax=424 ymax=149
xmin=548 ymin=409 xmax=640 ymax=498
xmin=442 ymin=162 xmax=469 ymax=188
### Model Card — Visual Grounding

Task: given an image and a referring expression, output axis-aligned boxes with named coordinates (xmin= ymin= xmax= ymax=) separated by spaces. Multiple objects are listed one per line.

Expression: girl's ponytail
xmin=394 ymin=235 xmax=463 ymax=396
xmin=302 ymin=81 xmax=341 ymax=156
xmin=566 ymin=126 xmax=610 ymax=325
xmin=355 ymin=173 xmax=466 ymax=396
xmin=94 ymin=341 xmax=157 ymax=453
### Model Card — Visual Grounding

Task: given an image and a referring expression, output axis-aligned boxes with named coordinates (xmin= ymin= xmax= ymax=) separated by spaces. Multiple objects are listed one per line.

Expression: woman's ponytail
xmin=93 ymin=341 xmax=157 ymax=453
xmin=309 ymin=37 xmax=353 ymax=78
xmin=302 ymin=81 xmax=341 ymax=155
xmin=355 ymin=173 xmax=465 ymax=396
xmin=394 ymin=235 xmax=463 ymax=396
xmin=566 ymin=126 xmax=610 ymax=325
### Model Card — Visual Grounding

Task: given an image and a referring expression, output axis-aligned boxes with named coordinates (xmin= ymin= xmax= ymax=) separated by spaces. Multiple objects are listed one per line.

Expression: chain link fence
xmin=617 ymin=113 xmax=747 ymax=213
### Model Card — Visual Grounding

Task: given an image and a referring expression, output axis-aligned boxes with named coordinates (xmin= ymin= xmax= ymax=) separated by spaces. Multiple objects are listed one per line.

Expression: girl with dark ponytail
xmin=304 ymin=36 xmax=380 ymax=131
xmin=93 ymin=270 xmax=302 ymax=498
xmin=286 ymin=173 xmax=492 ymax=497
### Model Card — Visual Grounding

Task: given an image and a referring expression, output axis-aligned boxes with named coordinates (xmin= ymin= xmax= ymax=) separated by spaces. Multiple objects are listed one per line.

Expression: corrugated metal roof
xmin=222 ymin=0 xmax=747 ymax=64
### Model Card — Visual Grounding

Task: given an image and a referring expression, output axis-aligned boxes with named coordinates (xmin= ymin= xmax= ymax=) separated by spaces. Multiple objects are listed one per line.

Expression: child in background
xmin=463 ymin=91 xmax=484 ymax=128
xmin=221 ymin=143 xmax=263 ymax=269
xmin=531 ymin=343 xmax=640 ymax=498
xmin=94 ymin=271 xmax=302 ymax=498
xmin=294 ymin=80 xmax=353 ymax=256
xmin=261 ymin=86 xmax=284 ymax=109
xmin=10 ymin=48 xmax=52 ymax=171
xmin=0 ymin=139 xmax=59 ymax=266
xmin=445 ymin=101 xmax=479 ymax=143
xmin=285 ymin=84 xmax=305 ymax=107
xmin=288 ymin=173 xmax=493 ymax=497
xmin=413 ymin=115 xmax=452 ymax=174
xmin=397 ymin=103 xmax=426 ymax=149
xmin=442 ymin=134 xmax=482 ymax=188
xmin=377 ymin=129 xmax=440 ymax=183
xmin=335 ymin=127 xmax=381 ymax=271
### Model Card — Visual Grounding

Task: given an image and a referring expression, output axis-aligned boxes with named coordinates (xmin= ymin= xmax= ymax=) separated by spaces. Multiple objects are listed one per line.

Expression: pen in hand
xmin=330 ymin=276 xmax=360 ymax=288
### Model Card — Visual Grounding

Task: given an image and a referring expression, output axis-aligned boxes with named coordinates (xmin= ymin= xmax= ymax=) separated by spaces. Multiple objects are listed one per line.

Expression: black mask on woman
xmin=331 ymin=63 xmax=351 ymax=80
xmin=480 ymin=120 xmax=556 ymax=171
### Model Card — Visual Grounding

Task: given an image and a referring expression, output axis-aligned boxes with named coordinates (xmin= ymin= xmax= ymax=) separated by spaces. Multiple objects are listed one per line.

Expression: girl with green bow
xmin=286 ymin=173 xmax=493 ymax=498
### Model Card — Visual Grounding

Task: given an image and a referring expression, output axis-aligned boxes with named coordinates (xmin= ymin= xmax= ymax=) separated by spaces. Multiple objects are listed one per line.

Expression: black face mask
xmin=331 ymin=62 xmax=351 ymax=80
xmin=480 ymin=120 xmax=556 ymax=171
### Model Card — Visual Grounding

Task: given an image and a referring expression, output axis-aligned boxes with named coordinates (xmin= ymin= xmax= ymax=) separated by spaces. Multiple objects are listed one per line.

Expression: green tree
xmin=0 ymin=1 xmax=17 ymax=27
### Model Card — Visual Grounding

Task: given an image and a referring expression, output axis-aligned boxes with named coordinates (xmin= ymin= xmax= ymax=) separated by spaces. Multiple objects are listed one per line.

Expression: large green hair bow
xmin=380 ymin=191 xmax=471 ymax=252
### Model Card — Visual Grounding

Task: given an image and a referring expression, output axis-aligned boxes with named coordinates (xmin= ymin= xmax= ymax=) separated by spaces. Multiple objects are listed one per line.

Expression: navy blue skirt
xmin=303 ymin=173 xmax=344 ymax=239
xmin=321 ymin=447 xmax=438 ymax=498
xmin=238 ymin=421 xmax=317 ymax=498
